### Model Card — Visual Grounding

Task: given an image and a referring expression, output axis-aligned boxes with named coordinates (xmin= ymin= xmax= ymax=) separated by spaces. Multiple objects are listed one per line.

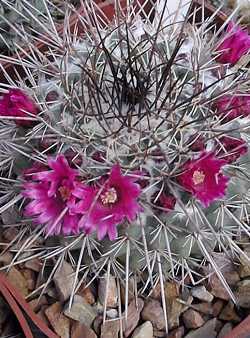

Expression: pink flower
xmin=73 ymin=165 xmax=142 ymax=240
xmin=177 ymin=152 xmax=229 ymax=207
xmin=152 ymin=191 xmax=176 ymax=213
xmin=215 ymin=95 xmax=250 ymax=119
xmin=0 ymin=89 xmax=39 ymax=127
xmin=217 ymin=22 xmax=250 ymax=65
xmin=217 ymin=136 xmax=248 ymax=163
xmin=22 ymin=155 xmax=81 ymax=235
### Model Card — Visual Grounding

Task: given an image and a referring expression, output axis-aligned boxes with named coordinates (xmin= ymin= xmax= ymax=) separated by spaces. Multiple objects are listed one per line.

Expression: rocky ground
xmin=1 ymin=227 xmax=250 ymax=338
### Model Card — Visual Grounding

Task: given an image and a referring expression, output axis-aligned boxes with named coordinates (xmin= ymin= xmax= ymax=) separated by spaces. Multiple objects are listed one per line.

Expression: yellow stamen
xmin=192 ymin=170 xmax=205 ymax=185
xmin=58 ymin=186 xmax=71 ymax=201
xmin=101 ymin=187 xmax=118 ymax=205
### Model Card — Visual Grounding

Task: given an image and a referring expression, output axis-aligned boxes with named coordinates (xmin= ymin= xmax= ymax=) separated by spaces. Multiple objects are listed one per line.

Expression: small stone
xmin=107 ymin=308 xmax=118 ymax=318
xmin=45 ymin=302 xmax=70 ymax=338
xmin=71 ymin=322 xmax=97 ymax=338
xmin=236 ymin=279 xmax=250 ymax=308
xmin=7 ymin=268 xmax=29 ymax=297
xmin=22 ymin=269 xmax=36 ymax=291
xmin=24 ymin=258 xmax=41 ymax=272
xmin=120 ymin=279 xmax=135 ymax=305
xmin=191 ymin=286 xmax=213 ymax=302
xmin=101 ymin=320 xmax=120 ymax=338
xmin=208 ymin=275 xmax=230 ymax=301
xmin=37 ymin=305 xmax=50 ymax=326
xmin=212 ymin=300 xmax=224 ymax=316
xmin=2 ymin=228 xmax=19 ymax=241
xmin=206 ymin=253 xmax=240 ymax=286
xmin=219 ymin=301 xmax=241 ymax=322
xmin=28 ymin=296 xmax=48 ymax=312
xmin=153 ymin=330 xmax=166 ymax=337
xmin=77 ymin=284 xmax=95 ymax=305
xmin=218 ymin=323 xmax=233 ymax=338
xmin=239 ymin=248 xmax=250 ymax=278
xmin=165 ymin=282 xmax=180 ymax=299
xmin=123 ymin=298 xmax=144 ymax=337
xmin=53 ymin=261 xmax=75 ymax=302
xmin=167 ymin=326 xmax=185 ymax=338
xmin=64 ymin=295 xmax=98 ymax=327
xmin=0 ymin=252 xmax=13 ymax=266
xmin=164 ymin=282 xmax=183 ymax=330
xmin=182 ymin=309 xmax=204 ymax=329
xmin=151 ymin=282 xmax=161 ymax=300
xmin=184 ymin=318 xmax=217 ymax=338
xmin=191 ymin=302 xmax=213 ymax=315
xmin=142 ymin=299 xmax=166 ymax=331
xmin=131 ymin=321 xmax=153 ymax=338
xmin=98 ymin=273 xmax=118 ymax=308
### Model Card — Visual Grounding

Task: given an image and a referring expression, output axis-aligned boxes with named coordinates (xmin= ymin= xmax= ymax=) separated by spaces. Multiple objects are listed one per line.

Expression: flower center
xmin=101 ymin=187 xmax=118 ymax=205
xmin=192 ymin=170 xmax=205 ymax=185
xmin=58 ymin=186 xmax=72 ymax=201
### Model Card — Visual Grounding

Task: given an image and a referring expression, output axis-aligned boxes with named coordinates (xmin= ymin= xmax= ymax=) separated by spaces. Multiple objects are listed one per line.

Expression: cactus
xmin=0 ymin=0 xmax=250 ymax=324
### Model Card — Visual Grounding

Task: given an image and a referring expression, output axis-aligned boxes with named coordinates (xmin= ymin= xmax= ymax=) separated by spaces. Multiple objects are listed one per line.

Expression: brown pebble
xmin=182 ymin=309 xmax=205 ymax=329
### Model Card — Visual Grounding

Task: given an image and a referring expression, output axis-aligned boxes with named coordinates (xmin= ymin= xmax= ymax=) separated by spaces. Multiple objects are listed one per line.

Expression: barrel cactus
xmin=0 ymin=0 xmax=250 ymax=326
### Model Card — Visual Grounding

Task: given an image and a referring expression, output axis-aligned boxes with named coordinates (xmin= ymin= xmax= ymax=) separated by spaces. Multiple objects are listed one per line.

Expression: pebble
xmin=166 ymin=326 xmax=184 ymax=338
xmin=208 ymin=275 xmax=230 ymax=301
xmin=123 ymin=298 xmax=144 ymax=337
xmin=24 ymin=258 xmax=41 ymax=272
xmin=164 ymin=282 xmax=183 ymax=330
xmin=151 ymin=282 xmax=161 ymax=300
xmin=28 ymin=295 xmax=48 ymax=312
xmin=141 ymin=299 xmax=166 ymax=331
xmin=239 ymin=248 xmax=250 ymax=278
xmin=236 ymin=279 xmax=250 ymax=308
xmin=121 ymin=279 xmax=135 ymax=305
xmin=22 ymin=269 xmax=36 ymax=291
xmin=0 ymin=252 xmax=13 ymax=266
xmin=191 ymin=286 xmax=213 ymax=302
xmin=107 ymin=308 xmax=118 ymax=318
xmin=217 ymin=322 xmax=233 ymax=338
xmin=77 ymin=284 xmax=95 ymax=305
xmin=184 ymin=318 xmax=217 ymax=338
xmin=98 ymin=273 xmax=118 ymax=308
xmin=153 ymin=329 xmax=166 ymax=337
xmin=64 ymin=295 xmax=98 ymax=327
xmin=45 ymin=302 xmax=70 ymax=338
xmin=101 ymin=319 xmax=120 ymax=338
xmin=212 ymin=300 xmax=224 ymax=316
xmin=53 ymin=261 xmax=75 ymax=302
xmin=7 ymin=267 xmax=29 ymax=297
xmin=71 ymin=322 xmax=97 ymax=338
xmin=219 ymin=301 xmax=241 ymax=322
xmin=182 ymin=309 xmax=204 ymax=329
xmin=131 ymin=321 xmax=153 ymax=338
xmin=191 ymin=302 xmax=213 ymax=315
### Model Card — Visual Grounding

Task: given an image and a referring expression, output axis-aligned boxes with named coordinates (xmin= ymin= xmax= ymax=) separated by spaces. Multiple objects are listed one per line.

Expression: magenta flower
xmin=218 ymin=136 xmax=248 ymax=163
xmin=217 ymin=22 xmax=250 ymax=65
xmin=0 ymin=89 xmax=39 ymax=127
xmin=177 ymin=152 xmax=229 ymax=207
xmin=215 ymin=95 xmax=250 ymax=119
xmin=22 ymin=155 xmax=81 ymax=235
xmin=73 ymin=165 xmax=142 ymax=240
